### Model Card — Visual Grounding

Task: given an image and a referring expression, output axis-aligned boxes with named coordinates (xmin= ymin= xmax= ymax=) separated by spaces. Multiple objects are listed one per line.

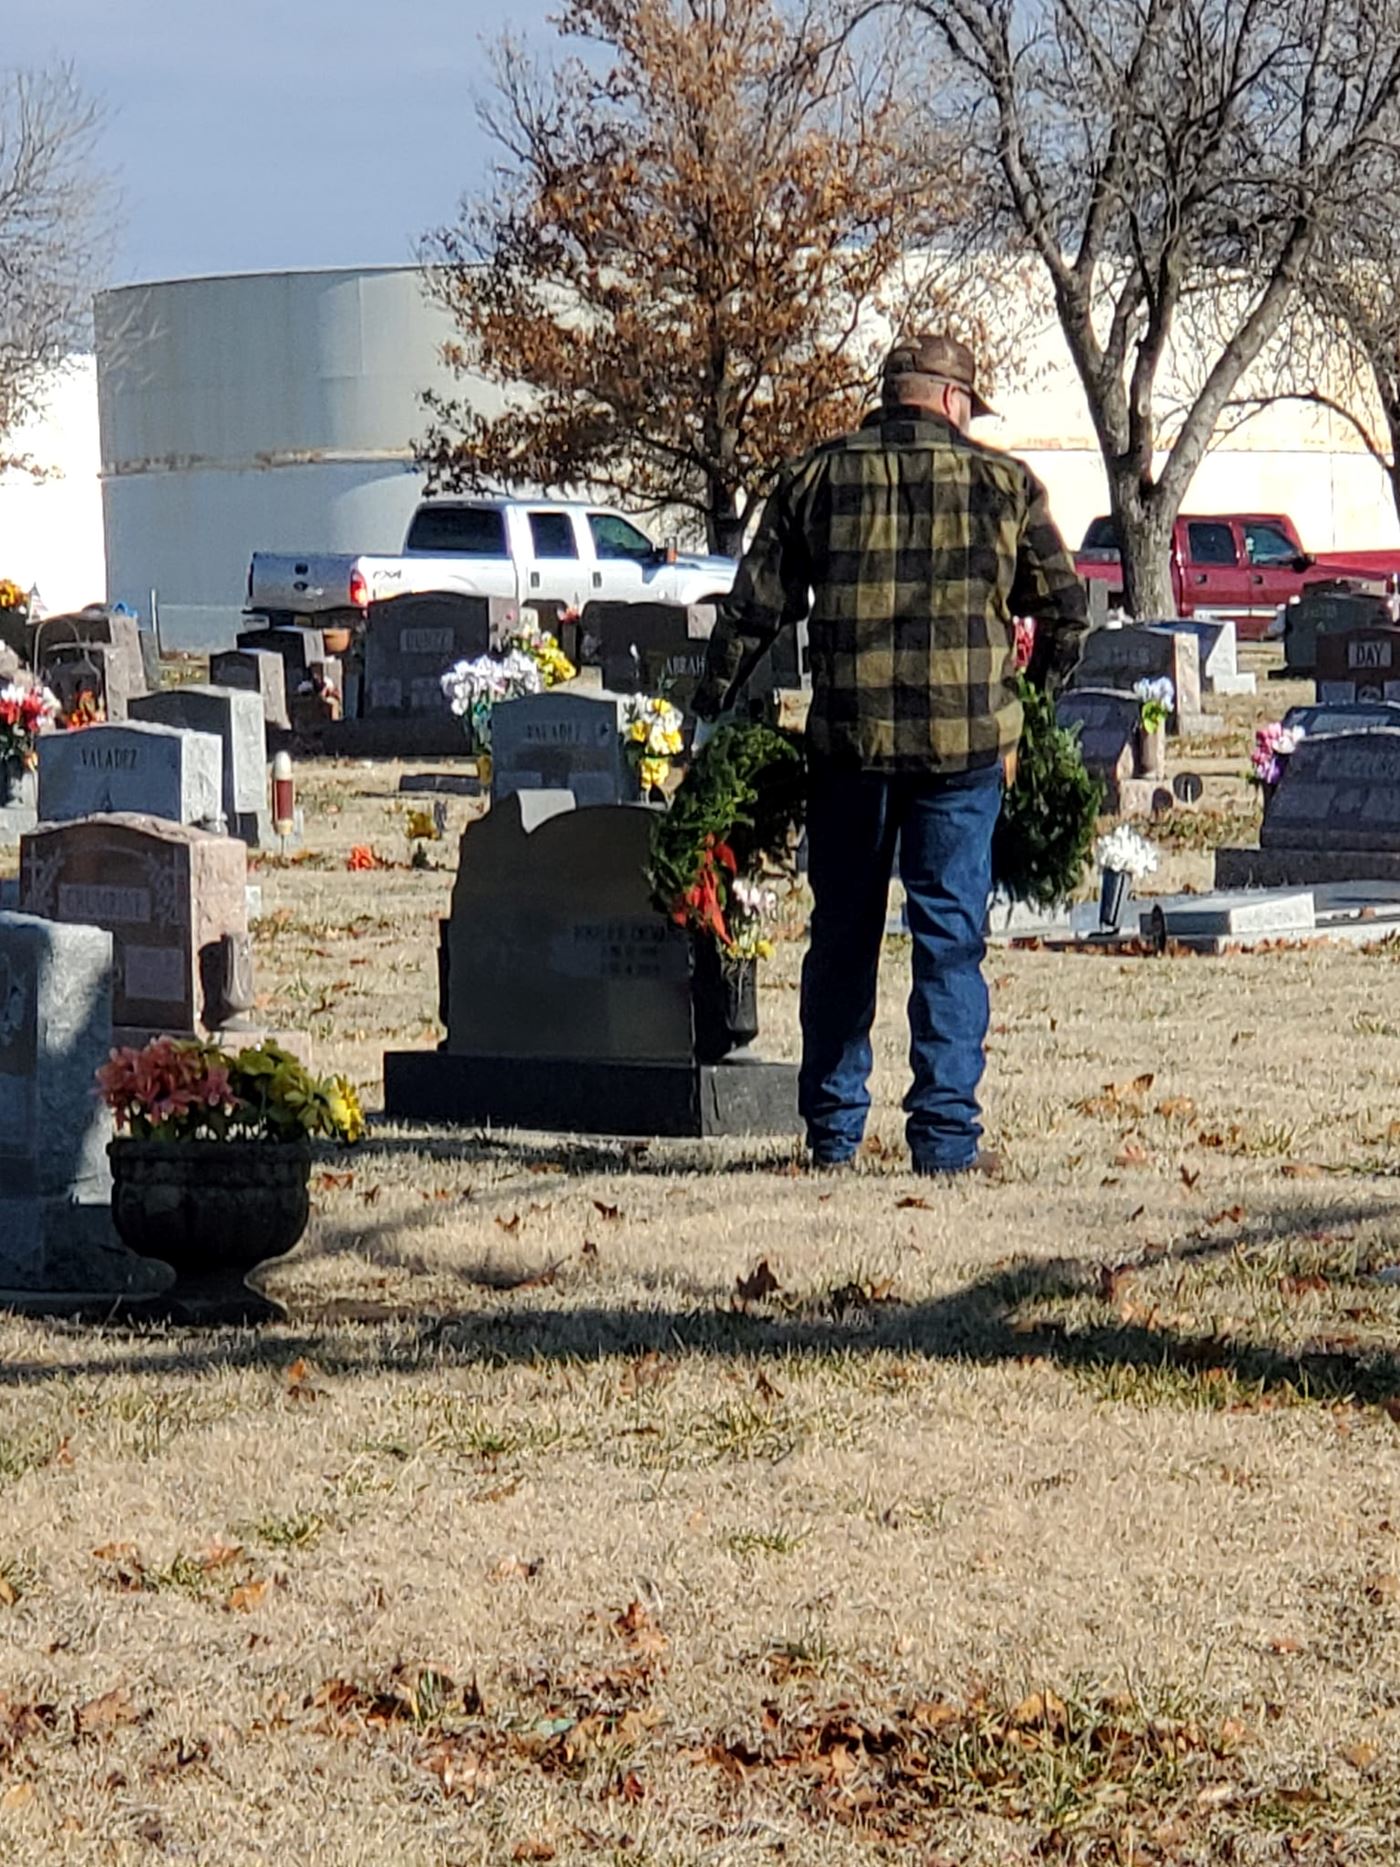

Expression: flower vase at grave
xmin=691 ymin=938 xmax=760 ymax=1063
xmin=1 ymin=758 xmax=33 ymax=813
xmin=1134 ymin=721 xmax=1166 ymax=778
xmin=1098 ymin=866 xmax=1131 ymax=932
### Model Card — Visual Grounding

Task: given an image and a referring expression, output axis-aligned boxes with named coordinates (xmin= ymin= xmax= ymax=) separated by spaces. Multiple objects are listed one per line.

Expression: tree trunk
xmin=1110 ymin=475 xmax=1177 ymax=619
xmin=706 ymin=485 xmax=747 ymax=558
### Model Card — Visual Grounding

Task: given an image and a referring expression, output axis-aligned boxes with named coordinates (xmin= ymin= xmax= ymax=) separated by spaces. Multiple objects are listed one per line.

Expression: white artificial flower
xmin=1094 ymin=823 xmax=1159 ymax=879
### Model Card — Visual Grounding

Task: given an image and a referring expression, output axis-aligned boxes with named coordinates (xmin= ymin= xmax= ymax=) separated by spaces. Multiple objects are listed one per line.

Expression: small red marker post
xmin=272 ymin=750 xmax=295 ymax=846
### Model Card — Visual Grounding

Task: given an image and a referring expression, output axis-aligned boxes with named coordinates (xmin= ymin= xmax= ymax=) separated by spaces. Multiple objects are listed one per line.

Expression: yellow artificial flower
xmin=326 ymin=1074 xmax=365 ymax=1143
xmin=629 ymin=719 xmax=648 ymax=743
xmin=406 ymin=808 xmax=440 ymax=842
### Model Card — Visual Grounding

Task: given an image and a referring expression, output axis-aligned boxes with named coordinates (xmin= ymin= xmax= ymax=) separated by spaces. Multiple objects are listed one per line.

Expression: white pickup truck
xmin=246 ymin=498 xmax=738 ymax=626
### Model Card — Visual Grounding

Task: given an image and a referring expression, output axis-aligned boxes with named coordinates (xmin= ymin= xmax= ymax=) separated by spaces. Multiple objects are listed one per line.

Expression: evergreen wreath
xmin=993 ymin=678 xmax=1104 ymax=908
xmin=648 ymin=722 xmax=805 ymax=937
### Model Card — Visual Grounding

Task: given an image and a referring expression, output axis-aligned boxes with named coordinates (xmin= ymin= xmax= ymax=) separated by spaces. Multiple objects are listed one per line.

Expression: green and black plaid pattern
xmin=694 ymin=408 xmax=1089 ymax=772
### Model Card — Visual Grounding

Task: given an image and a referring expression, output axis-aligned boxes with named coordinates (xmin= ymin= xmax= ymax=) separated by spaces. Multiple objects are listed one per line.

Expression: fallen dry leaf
xmin=74 ymin=1688 xmax=140 ymax=1737
xmin=285 ymin=1359 xmax=323 ymax=1405
xmin=0 ymin=1783 xmax=34 ymax=1812
xmin=1364 ymin=1571 xmax=1399 ymax=1605
xmin=491 ymin=1557 xmax=542 ymax=1582
xmin=735 ymin=1259 xmax=781 ymax=1303
xmin=1114 ymin=1141 xmax=1151 ymax=1168
xmin=0 ymin=1577 xmax=16 ymax=1609
xmin=1343 ymin=1740 xmax=1379 ymax=1769
xmin=512 ymin=1843 xmax=557 ymax=1863
xmin=495 ymin=1213 xmax=521 ymax=1236
xmin=1180 ymin=1166 xmax=1201 ymax=1189
xmin=1156 ymin=1096 xmax=1197 ymax=1120
xmin=614 ymin=1599 xmax=668 ymax=1658
xmin=1206 ymin=1204 xmax=1247 ymax=1227
xmin=312 ymin=1170 xmax=354 ymax=1193
xmin=226 ymin=1580 xmax=270 ymax=1614
xmin=196 ymin=1542 xmax=244 ymax=1572
xmin=895 ymin=1196 xmax=933 ymax=1210
xmin=592 ymin=1201 xmax=622 ymax=1222
xmin=1281 ymin=1162 xmax=1324 ymax=1179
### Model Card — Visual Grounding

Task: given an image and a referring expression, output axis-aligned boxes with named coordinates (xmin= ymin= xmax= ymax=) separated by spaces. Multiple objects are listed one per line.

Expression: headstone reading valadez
xmin=1069 ymin=626 xmax=1202 ymax=728
xmin=131 ymin=685 xmax=269 ymax=845
xmin=1261 ymin=729 xmax=1400 ymax=852
xmin=0 ymin=911 xmax=148 ymax=1292
xmin=210 ymin=648 xmax=291 ymax=731
xmin=383 ymin=796 xmax=798 ymax=1136
xmin=491 ymin=691 xmax=632 ymax=808
xmin=363 ymin=593 xmax=490 ymax=718
xmin=37 ymin=721 xmax=224 ymax=831
xmin=1281 ymin=584 xmax=1390 ymax=677
xmin=1314 ymin=624 xmax=1400 ymax=705
xmin=19 ymin=814 xmax=250 ymax=1043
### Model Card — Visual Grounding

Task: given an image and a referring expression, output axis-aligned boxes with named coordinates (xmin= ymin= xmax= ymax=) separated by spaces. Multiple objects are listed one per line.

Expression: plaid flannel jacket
xmin=693 ymin=406 xmax=1089 ymax=772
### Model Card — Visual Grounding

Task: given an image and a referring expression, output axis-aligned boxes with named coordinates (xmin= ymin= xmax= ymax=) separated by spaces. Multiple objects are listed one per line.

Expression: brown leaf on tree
xmin=74 ymin=1688 xmax=141 ymax=1738
xmin=735 ymin=1258 xmax=780 ymax=1302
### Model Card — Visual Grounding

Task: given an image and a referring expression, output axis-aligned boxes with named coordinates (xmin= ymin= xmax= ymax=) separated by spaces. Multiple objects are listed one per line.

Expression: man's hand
xmin=1003 ymin=748 xmax=1019 ymax=790
xmin=692 ymin=718 xmax=717 ymax=753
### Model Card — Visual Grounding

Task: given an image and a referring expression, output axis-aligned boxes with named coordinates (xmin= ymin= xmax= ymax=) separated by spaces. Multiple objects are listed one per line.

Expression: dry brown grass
xmin=2 ymin=677 xmax=1399 ymax=1862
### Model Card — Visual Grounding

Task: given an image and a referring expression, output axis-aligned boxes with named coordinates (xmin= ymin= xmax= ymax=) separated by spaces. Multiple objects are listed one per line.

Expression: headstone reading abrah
xmin=383 ymin=795 xmax=798 ymax=1136
xmin=0 ymin=911 xmax=149 ymax=1293
xmin=491 ymin=690 xmax=632 ymax=808
xmin=131 ymin=685 xmax=269 ymax=844
xmin=19 ymin=814 xmax=250 ymax=1041
xmin=37 ymin=721 xmax=224 ymax=831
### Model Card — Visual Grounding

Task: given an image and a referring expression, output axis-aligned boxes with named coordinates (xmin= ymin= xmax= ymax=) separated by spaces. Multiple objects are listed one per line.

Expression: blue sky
xmin=12 ymin=0 xmax=557 ymax=284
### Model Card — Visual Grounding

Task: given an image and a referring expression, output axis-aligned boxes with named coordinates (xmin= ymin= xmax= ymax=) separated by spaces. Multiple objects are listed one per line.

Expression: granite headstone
xmin=37 ymin=721 xmax=224 ymax=830
xmin=131 ymin=686 xmax=268 ymax=844
xmin=19 ymin=814 xmax=250 ymax=1040
xmin=363 ymin=593 xmax=491 ymax=718
xmin=1314 ymin=624 xmax=1400 ymax=705
xmin=1261 ymin=729 xmax=1400 ymax=852
xmin=1069 ymin=626 xmax=1202 ymax=727
xmin=0 ymin=911 xmax=144 ymax=1292
xmin=491 ymin=690 xmax=632 ymax=808
xmin=210 ymin=648 xmax=291 ymax=731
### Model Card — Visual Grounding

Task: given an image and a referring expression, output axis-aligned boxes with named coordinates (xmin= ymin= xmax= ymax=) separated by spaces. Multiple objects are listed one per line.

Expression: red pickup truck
xmin=1075 ymin=513 xmax=1400 ymax=638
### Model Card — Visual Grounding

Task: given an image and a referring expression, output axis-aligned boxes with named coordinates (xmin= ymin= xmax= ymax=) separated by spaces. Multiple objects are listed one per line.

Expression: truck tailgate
xmin=248 ymin=552 xmax=361 ymax=614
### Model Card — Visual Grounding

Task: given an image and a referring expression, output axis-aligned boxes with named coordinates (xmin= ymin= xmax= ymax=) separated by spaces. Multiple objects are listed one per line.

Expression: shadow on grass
xmin=5 ymin=1200 xmax=1398 ymax=1410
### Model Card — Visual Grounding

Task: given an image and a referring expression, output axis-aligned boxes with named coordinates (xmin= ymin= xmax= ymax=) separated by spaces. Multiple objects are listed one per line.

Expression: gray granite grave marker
xmin=210 ymin=648 xmax=291 ymax=730
xmin=131 ymin=686 xmax=268 ymax=844
xmin=491 ymin=690 xmax=632 ymax=808
xmin=1261 ymin=729 xmax=1400 ymax=852
xmin=1314 ymin=624 xmax=1400 ymax=704
xmin=19 ymin=814 xmax=250 ymax=1040
xmin=0 ymin=911 xmax=145 ymax=1292
xmin=1147 ymin=618 xmax=1254 ymax=695
xmin=1282 ymin=701 xmax=1400 ymax=738
xmin=363 ymin=593 xmax=491 ymax=718
xmin=383 ymin=796 xmax=798 ymax=1136
xmin=37 ymin=721 xmax=223 ymax=830
xmin=1068 ymin=626 xmax=1202 ymax=727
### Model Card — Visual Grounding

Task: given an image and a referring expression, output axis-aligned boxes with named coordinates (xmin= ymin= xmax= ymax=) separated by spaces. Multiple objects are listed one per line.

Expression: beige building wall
xmin=979 ymin=318 xmax=1400 ymax=555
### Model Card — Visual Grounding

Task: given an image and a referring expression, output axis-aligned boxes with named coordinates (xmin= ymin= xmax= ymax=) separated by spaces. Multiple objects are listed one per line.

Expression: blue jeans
xmin=798 ymin=762 xmax=1002 ymax=1171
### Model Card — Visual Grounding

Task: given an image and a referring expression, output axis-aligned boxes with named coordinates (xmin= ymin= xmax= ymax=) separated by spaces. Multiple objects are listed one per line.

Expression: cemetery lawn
xmin=1 ymin=743 xmax=1398 ymax=1864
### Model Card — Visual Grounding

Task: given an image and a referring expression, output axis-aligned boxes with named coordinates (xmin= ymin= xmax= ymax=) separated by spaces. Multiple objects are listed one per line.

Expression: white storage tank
xmin=95 ymin=265 xmax=499 ymax=649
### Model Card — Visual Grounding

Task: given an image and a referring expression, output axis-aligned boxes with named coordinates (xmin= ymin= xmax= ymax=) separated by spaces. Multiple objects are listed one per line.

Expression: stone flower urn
xmin=1134 ymin=721 xmax=1166 ymax=778
xmin=107 ymin=1138 xmax=311 ymax=1323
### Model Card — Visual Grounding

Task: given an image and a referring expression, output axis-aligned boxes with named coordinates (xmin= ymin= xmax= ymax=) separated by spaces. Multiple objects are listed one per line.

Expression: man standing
xmin=691 ymin=334 xmax=1088 ymax=1173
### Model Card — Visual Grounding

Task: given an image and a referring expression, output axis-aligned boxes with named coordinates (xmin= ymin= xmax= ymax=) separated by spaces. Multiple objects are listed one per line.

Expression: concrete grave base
xmin=1142 ymin=880 xmax=1400 ymax=951
xmin=299 ymin=717 xmax=473 ymax=759
xmin=0 ymin=1199 xmax=164 ymax=1297
xmin=383 ymin=1052 xmax=800 ymax=1138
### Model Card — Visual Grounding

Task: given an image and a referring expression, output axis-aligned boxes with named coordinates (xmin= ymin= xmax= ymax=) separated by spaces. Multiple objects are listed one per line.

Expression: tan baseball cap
xmin=883 ymin=333 xmax=995 ymax=420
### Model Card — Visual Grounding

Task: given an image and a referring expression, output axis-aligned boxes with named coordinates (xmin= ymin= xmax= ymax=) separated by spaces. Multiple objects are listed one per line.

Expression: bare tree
xmin=419 ymin=0 xmax=982 ymax=555
xmin=0 ymin=64 xmax=111 ymax=477
xmin=909 ymin=0 xmax=1400 ymax=616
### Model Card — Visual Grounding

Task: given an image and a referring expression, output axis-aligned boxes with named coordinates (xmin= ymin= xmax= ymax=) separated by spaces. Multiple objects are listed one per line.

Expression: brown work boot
xmin=911 ymin=1148 xmax=1004 ymax=1180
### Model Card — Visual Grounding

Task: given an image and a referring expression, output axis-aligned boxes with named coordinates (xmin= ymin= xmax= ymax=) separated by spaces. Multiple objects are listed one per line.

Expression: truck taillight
xmin=348 ymin=567 xmax=369 ymax=609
